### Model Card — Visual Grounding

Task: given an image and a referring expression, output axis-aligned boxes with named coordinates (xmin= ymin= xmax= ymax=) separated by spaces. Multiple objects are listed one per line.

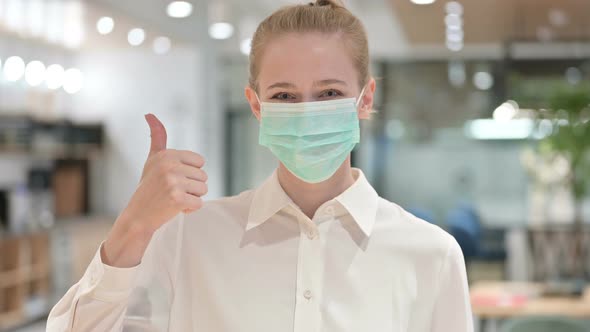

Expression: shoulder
xmin=374 ymin=197 xmax=460 ymax=259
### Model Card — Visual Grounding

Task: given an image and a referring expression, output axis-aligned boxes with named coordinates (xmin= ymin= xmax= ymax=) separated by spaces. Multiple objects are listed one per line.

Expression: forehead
xmin=257 ymin=32 xmax=358 ymax=89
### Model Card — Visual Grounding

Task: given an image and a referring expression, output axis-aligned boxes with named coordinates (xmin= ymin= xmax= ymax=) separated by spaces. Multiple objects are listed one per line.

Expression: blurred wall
xmin=71 ymin=46 xmax=223 ymax=216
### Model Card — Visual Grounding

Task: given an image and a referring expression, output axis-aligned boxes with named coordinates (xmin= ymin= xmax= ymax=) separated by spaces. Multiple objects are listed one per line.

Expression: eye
xmin=270 ymin=92 xmax=296 ymax=101
xmin=319 ymin=89 xmax=343 ymax=99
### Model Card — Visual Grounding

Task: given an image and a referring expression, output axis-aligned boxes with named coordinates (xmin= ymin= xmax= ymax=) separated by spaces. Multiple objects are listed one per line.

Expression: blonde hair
xmin=248 ymin=0 xmax=370 ymax=92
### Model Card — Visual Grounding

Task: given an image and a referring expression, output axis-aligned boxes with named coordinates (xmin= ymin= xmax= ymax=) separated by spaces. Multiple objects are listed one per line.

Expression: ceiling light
xmin=536 ymin=26 xmax=553 ymax=42
xmin=167 ymin=1 xmax=193 ymax=18
xmin=448 ymin=60 xmax=466 ymax=87
xmin=3 ymin=56 xmax=25 ymax=82
xmin=63 ymin=0 xmax=85 ymax=49
xmin=153 ymin=36 xmax=172 ymax=55
xmin=548 ymin=8 xmax=568 ymax=27
xmin=446 ymin=40 xmax=463 ymax=52
xmin=410 ymin=0 xmax=436 ymax=4
xmin=46 ymin=64 xmax=65 ymax=89
xmin=209 ymin=22 xmax=234 ymax=40
xmin=446 ymin=29 xmax=464 ymax=42
xmin=25 ymin=60 xmax=46 ymax=87
xmin=445 ymin=1 xmax=463 ymax=15
xmin=128 ymin=28 xmax=145 ymax=46
xmin=465 ymin=119 xmax=534 ymax=140
xmin=27 ymin=0 xmax=45 ymax=37
xmin=444 ymin=13 xmax=462 ymax=28
xmin=63 ymin=68 xmax=83 ymax=94
xmin=97 ymin=16 xmax=114 ymax=35
xmin=473 ymin=71 xmax=494 ymax=90
xmin=493 ymin=101 xmax=519 ymax=122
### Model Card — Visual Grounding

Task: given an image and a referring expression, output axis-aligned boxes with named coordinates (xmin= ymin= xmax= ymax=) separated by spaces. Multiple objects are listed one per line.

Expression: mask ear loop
xmin=356 ymin=85 xmax=368 ymax=113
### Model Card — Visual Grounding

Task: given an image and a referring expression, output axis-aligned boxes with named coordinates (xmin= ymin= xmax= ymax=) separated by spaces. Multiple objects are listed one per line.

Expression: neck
xmin=277 ymin=156 xmax=356 ymax=219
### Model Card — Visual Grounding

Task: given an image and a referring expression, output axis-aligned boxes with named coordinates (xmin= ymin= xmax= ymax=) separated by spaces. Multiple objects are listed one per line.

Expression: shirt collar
xmin=334 ymin=168 xmax=379 ymax=237
xmin=246 ymin=170 xmax=294 ymax=232
xmin=246 ymin=168 xmax=379 ymax=237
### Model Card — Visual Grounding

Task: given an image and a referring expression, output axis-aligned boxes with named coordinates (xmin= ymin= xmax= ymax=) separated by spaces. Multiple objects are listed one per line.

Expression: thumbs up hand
xmin=102 ymin=114 xmax=208 ymax=267
xmin=139 ymin=113 xmax=208 ymax=216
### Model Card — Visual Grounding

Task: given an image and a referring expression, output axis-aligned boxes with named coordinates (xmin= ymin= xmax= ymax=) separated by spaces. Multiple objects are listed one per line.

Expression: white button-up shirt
xmin=47 ymin=169 xmax=473 ymax=332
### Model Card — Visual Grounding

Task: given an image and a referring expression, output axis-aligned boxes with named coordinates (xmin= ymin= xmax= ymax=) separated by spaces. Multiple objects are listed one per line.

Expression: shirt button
xmin=307 ymin=229 xmax=316 ymax=240
xmin=304 ymin=290 xmax=312 ymax=300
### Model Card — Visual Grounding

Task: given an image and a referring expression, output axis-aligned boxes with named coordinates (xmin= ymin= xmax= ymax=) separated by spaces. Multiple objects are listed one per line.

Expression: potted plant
xmin=539 ymin=88 xmax=590 ymax=228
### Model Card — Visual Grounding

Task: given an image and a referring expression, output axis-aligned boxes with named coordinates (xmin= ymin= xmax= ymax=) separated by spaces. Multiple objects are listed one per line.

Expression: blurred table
xmin=471 ymin=281 xmax=590 ymax=331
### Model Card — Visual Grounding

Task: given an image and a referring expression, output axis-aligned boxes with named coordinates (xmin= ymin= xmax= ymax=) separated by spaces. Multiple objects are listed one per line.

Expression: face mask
xmin=257 ymin=89 xmax=365 ymax=183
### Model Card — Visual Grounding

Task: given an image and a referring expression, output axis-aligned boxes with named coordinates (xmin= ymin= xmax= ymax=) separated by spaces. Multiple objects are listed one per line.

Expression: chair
xmin=501 ymin=316 xmax=589 ymax=332
xmin=447 ymin=203 xmax=507 ymax=260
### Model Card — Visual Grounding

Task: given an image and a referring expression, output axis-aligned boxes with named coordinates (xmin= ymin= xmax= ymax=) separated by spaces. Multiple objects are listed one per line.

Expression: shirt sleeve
xmin=46 ymin=214 xmax=184 ymax=332
xmin=431 ymin=236 xmax=474 ymax=332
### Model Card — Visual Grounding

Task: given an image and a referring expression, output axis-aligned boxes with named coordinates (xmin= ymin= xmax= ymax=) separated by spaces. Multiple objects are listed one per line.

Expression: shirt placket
xmin=293 ymin=213 xmax=323 ymax=332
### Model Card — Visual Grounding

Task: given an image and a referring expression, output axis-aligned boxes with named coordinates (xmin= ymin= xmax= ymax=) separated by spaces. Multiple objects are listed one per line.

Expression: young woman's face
xmin=245 ymin=32 xmax=375 ymax=118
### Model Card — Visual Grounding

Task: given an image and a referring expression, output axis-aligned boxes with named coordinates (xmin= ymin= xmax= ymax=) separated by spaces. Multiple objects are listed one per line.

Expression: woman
xmin=48 ymin=1 xmax=473 ymax=331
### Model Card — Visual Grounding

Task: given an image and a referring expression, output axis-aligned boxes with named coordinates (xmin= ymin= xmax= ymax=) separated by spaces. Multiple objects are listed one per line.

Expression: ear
xmin=245 ymin=86 xmax=262 ymax=121
xmin=358 ymin=77 xmax=376 ymax=120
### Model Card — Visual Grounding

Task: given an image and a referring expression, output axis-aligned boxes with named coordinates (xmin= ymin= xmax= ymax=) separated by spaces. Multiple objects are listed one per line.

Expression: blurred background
xmin=0 ymin=0 xmax=589 ymax=331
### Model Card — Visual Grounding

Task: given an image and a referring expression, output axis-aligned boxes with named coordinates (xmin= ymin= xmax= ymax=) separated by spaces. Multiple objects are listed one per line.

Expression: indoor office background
xmin=1 ymin=0 xmax=590 ymax=332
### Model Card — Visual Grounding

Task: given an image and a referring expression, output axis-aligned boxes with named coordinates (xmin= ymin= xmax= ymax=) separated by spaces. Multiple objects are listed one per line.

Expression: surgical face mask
xmin=257 ymin=89 xmax=365 ymax=183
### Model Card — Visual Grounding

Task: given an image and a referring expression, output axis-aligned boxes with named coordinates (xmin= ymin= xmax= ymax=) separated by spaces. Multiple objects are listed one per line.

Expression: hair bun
xmin=309 ymin=0 xmax=345 ymax=8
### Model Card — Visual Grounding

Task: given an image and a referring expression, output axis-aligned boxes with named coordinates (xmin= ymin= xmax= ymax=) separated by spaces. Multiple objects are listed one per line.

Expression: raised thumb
xmin=145 ymin=113 xmax=167 ymax=155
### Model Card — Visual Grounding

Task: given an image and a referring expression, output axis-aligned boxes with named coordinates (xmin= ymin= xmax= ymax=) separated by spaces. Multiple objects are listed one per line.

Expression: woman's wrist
xmin=102 ymin=214 xmax=155 ymax=268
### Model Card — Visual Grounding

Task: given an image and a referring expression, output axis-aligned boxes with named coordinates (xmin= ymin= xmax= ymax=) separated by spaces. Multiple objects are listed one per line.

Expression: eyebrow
xmin=313 ymin=79 xmax=348 ymax=87
xmin=266 ymin=79 xmax=348 ymax=90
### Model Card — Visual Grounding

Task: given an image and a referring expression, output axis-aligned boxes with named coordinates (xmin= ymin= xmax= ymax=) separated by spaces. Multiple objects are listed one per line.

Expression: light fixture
xmin=25 ymin=60 xmax=46 ymax=87
xmin=410 ymin=0 xmax=436 ymax=4
xmin=153 ymin=36 xmax=172 ymax=55
xmin=3 ymin=56 xmax=25 ymax=82
xmin=5 ymin=0 xmax=25 ymax=33
xmin=45 ymin=1 xmax=64 ymax=44
xmin=240 ymin=38 xmax=252 ymax=55
xmin=97 ymin=16 xmax=114 ymax=35
xmin=536 ymin=26 xmax=553 ymax=42
xmin=63 ymin=0 xmax=85 ymax=49
xmin=446 ymin=40 xmax=463 ymax=52
xmin=446 ymin=29 xmax=463 ymax=42
xmin=63 ymin=68 xmax=83 ymax=94
xmin=444 ymin=4 xmax=463 ymax=52
xmin=548 ymin=8 xmax=568 ymax=27
xmin=493 ymin=101 xmax=519 ymax=122
xmin=445 ymin=1 xmax=463 ymax=15
xmin=167 ymin=1 xmax=193 ymax=18
xmin=209 ymin=22 xmax=234 ymax=40
xmin=46 ymin=64 xmax=65 ymax=89
xmin=444 ymin=13 xmax=462 ymax=29
xmin=465 ymin=119 xmax=534 ymax=140
xmin=448 ymin=60 xmax=466 ymax=87
xmin=27 ymin=0 xmax=45 ymax=37
xmin=128 ymin=28 xmax=145 ymax=46
xmin=473 ymin=71 xmax=494 ymax=90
